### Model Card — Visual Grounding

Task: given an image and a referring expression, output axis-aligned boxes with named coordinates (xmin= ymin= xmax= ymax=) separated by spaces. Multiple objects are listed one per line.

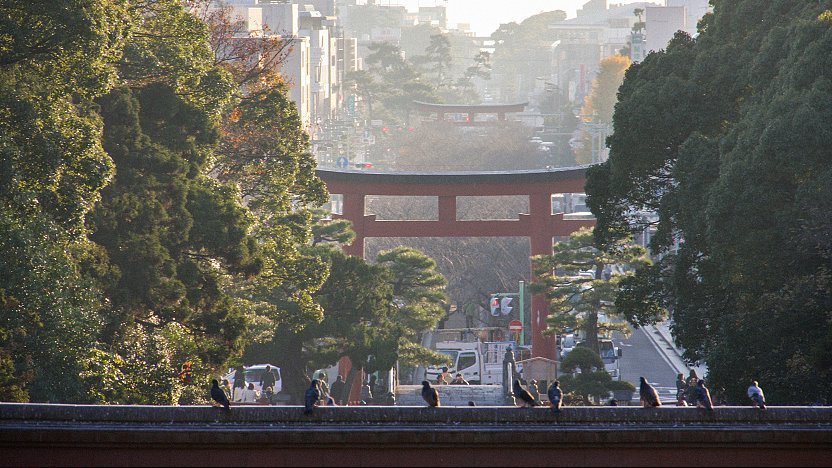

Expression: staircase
xmin=395 ymin=384 xmax=515 ymax=406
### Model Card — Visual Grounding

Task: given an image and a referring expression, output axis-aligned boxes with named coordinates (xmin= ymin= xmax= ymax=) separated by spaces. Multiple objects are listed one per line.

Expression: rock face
xmin=395 ymin=384 xmax=515 ymax=406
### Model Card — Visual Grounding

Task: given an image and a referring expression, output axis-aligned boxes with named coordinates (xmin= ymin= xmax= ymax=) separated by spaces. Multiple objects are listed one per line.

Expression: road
xmin=616 ymin=327 xmax=678 ymax=390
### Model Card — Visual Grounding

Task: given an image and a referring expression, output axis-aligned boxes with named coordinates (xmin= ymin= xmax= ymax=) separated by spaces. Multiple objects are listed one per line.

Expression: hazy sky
xmin=399 ymin=0 xmax=590 ymax=36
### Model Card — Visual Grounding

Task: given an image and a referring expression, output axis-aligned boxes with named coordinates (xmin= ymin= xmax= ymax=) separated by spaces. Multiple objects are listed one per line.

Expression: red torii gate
xmin=316 ymin=167 xmax=595 ymax=361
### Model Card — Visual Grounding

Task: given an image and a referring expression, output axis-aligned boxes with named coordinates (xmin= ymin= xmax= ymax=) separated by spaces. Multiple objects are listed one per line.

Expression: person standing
xmin=317 ymin=372 xmax=330 ymax=403
xmin=360 ymin=380 xmax=373 ymax=405
xmin=260 ymin=365 xmax=277 ymax=394
xmin=330 ymin=375 xmax=346 ymax=405
xmin=503 ymin=347 xmax=517 ymax=392
xmin=675 ymin=373 xmax=688 ymax=406
xmin=232 ymin=365 xmax=246 ymax=402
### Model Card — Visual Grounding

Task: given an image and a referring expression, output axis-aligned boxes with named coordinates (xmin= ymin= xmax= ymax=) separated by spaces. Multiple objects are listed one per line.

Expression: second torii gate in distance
xmin=316 ymin=167 xmax=596 ymax=362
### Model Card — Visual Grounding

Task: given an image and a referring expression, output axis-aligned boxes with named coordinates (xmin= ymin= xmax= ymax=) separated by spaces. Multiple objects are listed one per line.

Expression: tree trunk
xmin=281 ymin=334 xmax=309 ymax=405
xmin=584 ymin=312 xmax=600 ymax=354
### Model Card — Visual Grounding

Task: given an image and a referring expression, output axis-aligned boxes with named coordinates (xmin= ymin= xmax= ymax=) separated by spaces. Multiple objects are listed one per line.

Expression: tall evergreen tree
xmin=586 ymin=1 xmax=832 ymax=403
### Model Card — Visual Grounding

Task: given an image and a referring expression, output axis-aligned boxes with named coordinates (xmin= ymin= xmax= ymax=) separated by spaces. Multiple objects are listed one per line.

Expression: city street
xmin=614 ymin=321 xmax=708 ymax=401
xmin=617 ymin=327 xmax=677 ymax=389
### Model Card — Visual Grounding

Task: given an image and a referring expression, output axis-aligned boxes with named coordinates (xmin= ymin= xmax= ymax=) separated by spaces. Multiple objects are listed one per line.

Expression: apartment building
xmin=215 ymin=0 xmax=358 ymax=133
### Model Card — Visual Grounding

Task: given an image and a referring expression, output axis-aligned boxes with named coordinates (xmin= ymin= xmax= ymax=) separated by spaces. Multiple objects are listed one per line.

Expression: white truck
xmin=425 ymin=341 xmax=518 ymax=385
xmin=598 ymin=339 xmax=623 ymax=380
xmin=568 ymin=337 xmax=622 ymax=380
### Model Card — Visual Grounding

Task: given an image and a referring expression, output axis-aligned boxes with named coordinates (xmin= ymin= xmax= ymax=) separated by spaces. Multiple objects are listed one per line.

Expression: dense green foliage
xmin=531 ymin=228 xmax=654 ymax=353
xmin=558 ymin=347 xmax=635 ymax=405
xmin=586 ymin=1 xmax=832 ymax=404
xmin=0 ymin=0 xmax=327 ymax=403
xmin=244 ymin=220 xmax=449 ymax=403
xmin=346 ymin=35 xmax=493 ymax=127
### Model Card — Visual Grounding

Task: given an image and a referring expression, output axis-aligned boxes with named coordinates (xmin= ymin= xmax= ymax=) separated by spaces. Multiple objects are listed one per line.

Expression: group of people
xmin=675 ymin=370 xmax=722 ymax=407
xmin=433 ymin=367 xmax=470 ymax=386
xmin=303 ymin=372 xmax=395 ymax=409
xmin=222 ymin=365 xmax=280 ymax=404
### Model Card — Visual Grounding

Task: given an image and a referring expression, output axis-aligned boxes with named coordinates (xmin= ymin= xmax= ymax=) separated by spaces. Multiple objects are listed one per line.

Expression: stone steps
xmin=396 ymin=384 xmax=515 ymax=406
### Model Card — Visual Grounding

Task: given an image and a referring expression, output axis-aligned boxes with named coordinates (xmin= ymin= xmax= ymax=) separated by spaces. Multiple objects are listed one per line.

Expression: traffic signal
xmin=490 ymin=296 xmax=500 ymax=316
xmin=500 ymin=296 xmax=513 ymax=316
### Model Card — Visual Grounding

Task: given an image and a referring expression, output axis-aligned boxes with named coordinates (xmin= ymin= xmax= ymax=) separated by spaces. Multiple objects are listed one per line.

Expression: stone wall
xmin=395 ymin=384 xmax=514 ymax=406
xmin=3 ymin=403 xmax=831 ymax=466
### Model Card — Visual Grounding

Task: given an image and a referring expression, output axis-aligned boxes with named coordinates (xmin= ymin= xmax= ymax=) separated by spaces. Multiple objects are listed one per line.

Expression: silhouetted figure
xmin=260 ymin=365 xmax=277 ymax=394
xmin=685 ymin=369 xmax=699 ymax=406
xmin=675 ymin=373 xmax=687 ymax=406
xmin=360 ymin=381 xmax=372 ymax=405
xmin=316 ymin=372 xmax=330 ymax=404
xmin=695 ymin=380 xmax=713 ymax=410
xmin=513 ymin=379 xmax=540 ymax=407
xmin=468 ymin=401 xmax=476 ymax=407
xmin=330 ymin=375 xmax=346 ymax=405
xmin=304 ymin=379 xmax=321 ymax=415
xmin=211 ymin=379 xmax=230 ymax=411
xmin=232 ymin=365 xmax=246 ymax=401
xmin=503 ymin=346 xmax=517 ymax=390
xmin=640 ymin=377 xmax=662 ymax=408
xmin=547 ymin=381 xmax=563 ymax=413
xmin=421 ymin=380 xmax=440 ymax=407
xmin=748 ymin=381 xmax=766 ymax=409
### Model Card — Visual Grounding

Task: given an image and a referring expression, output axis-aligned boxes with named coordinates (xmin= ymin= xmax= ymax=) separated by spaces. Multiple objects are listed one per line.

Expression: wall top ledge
xmin=2 ymin=403 xmax=831 ymax=426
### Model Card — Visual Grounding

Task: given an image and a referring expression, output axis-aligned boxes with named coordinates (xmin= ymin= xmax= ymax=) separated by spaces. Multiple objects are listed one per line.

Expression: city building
xmin=666 ymin=0 xmax=712 ymax=36
xmin=548 ymin=2 xmax=658 ymax=103
xmin=645 ymin=6 xmax=686 ymax=53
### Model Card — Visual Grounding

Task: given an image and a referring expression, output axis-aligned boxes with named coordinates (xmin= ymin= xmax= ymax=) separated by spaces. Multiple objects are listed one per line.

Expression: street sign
xmin=508 ymin=320 xmax=522 ymax=331
xmin=336 ymin=156 xmax=348 ymax=168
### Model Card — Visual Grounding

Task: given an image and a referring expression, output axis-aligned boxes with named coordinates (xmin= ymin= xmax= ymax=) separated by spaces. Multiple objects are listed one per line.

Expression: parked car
xmin=222 ymin=364 xmax=282 ymax=395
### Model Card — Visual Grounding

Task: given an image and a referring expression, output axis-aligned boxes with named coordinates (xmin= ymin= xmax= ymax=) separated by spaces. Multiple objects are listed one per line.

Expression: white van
xmin=222 ymin=364 xmax=282 ymax=396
